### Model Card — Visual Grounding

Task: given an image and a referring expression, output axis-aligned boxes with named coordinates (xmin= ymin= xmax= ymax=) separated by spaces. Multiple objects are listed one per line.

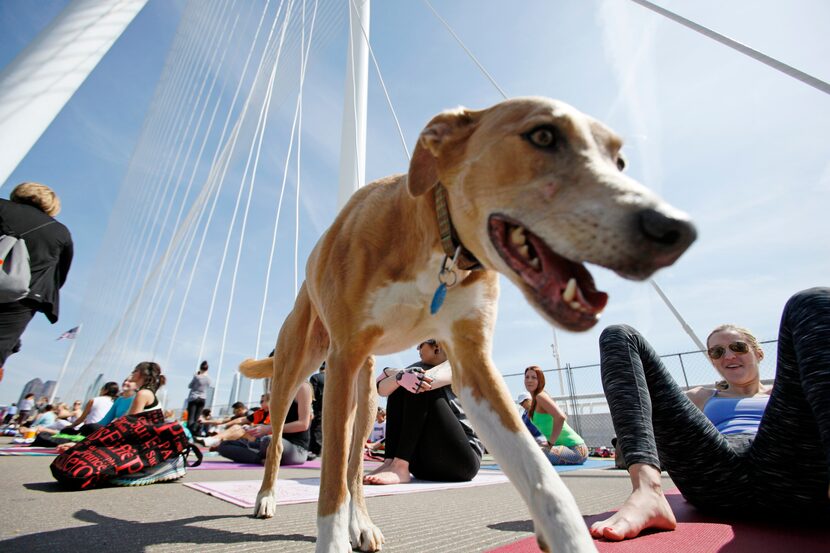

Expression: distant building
xmin=18 ymin=378 xmax=43 ymax=405
xmin=17 ymin=379 xmax=57 ymax=405
xmin=227 ymin=376 xmax=239 ymax=409
xmin=41 ymin=381 xmax=56 ymax=402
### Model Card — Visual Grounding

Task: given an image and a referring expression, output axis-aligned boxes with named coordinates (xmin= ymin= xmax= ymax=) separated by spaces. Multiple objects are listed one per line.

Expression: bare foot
xmin=590 ymin=486 xmax=677 ymax=541
xmin=363 ymin=458 xmax=392 ymax=479
xmin=363 ymin=458 xmax=411 ymax=485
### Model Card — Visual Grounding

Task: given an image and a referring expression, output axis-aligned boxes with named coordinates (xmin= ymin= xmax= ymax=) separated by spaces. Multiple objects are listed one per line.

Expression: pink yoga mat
xmin=0 ymin=446 xmax=59 ymax=455
xmin=185 ymin=472 xmax=510 ymax=508
xmin=189 ymin=459 xmax=382 ymax=470
xmin=486 ymin=489 xmax=828 ymax=553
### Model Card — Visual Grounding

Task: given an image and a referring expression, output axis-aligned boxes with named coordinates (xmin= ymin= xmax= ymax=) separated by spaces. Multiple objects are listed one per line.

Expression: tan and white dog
xmin=239 ymin=96 xmax=696 ymax=553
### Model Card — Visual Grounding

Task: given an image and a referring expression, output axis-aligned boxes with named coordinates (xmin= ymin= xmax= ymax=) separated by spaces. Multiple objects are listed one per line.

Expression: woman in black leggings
xmin=364 ymin=339 xmax=483 ymax=485
xmin=591 ymin=287 xmax=830 ymax=541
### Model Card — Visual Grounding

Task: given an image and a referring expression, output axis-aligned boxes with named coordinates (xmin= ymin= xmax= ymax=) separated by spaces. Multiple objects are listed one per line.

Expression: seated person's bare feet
xmin=589 ymin=486 xmax=677 ymax=541
xmin=364 ymin=458 xmax=392 ymax=479
xmin=363 ymin=458 xmax=411 ymax=485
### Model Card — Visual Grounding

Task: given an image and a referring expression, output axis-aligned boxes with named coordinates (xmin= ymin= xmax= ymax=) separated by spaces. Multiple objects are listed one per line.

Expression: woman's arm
xmin=377 ymin=367 xmax=404 ymax=397
xmin=283 ymin=382 xmax=313 ymax=434
xmin=535 ymin=392 xmax=567 ymax=445
xmin=247 ymin=383 xmax=315 ymax=439
xmin=128 ymin=389 xmax=154 ymax=415
xmin=57 ymin=239 xmax=73 ymax=288
xmin=66 ymin=399 xmax=93 ymax=430
xmin=422 ymin=361 xmax=452 ymax=390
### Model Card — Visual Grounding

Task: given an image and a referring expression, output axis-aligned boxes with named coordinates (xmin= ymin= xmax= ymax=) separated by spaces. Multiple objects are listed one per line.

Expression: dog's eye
xmin=616 ymin=155 xmax=626 ymax=171
xmin=524 ymin=126 xmax=562 ymax=150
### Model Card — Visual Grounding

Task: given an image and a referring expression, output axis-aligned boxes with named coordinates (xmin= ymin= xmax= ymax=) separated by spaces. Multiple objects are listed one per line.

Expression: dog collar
xmin=434 ymin=183 xmax=482 ymax=271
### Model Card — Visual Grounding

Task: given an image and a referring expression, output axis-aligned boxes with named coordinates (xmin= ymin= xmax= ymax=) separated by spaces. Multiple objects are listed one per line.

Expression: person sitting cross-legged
xmin=364 ymin=339 xmax=483 ymax=485
xmin=198 ymin=395 xmax=271 ymax=448
xmin=212 ymin=388 xmax=312 ymax=466
xmin=523 ymin=366 xmax=588 ymax=465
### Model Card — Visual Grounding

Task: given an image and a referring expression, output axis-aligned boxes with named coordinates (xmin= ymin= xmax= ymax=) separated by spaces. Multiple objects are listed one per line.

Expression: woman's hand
xmin=56 ymin=443 xmax=76 ymax=452
xmin=245 ymin=424 xmax=272 ymax=439
xmin=397 ymin=368 xmax=433 ymax=394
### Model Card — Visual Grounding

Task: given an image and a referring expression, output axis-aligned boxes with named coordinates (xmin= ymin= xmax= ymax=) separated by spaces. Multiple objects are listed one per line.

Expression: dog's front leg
xmin=317 ymin=346 xmax=365 ymax=553
xmin=447 ymin=322 xmax=597 ymax=553
xmin=346 ymin=356 xmax=384 ymax=551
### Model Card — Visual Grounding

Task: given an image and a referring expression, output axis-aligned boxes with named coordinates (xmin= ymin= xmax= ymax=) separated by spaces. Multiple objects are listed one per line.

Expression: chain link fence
xmin=503 ymin=340 xmax=778 ymax=448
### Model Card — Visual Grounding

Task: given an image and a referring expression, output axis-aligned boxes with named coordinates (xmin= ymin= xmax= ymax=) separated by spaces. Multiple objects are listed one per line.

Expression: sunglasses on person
xmin=417 ymin=339 xmax=437 ymax=350
xmin=707 ymin=341 xmax=750 ymax=360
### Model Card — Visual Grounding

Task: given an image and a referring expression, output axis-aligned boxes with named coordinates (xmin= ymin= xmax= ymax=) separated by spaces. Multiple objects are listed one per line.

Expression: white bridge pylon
xmin=0 ymin=0 xmax=149 ymax=188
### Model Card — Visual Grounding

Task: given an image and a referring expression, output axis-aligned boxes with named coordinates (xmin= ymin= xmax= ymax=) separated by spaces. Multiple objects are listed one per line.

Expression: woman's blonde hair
xmin=10 ymin=182 xmax=61 ymax=216
xmin=707 ymin=324 xmax=763 ymax=390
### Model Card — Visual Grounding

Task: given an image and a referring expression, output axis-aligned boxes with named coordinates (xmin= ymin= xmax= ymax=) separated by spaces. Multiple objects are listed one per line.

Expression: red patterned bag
xmin=50 ymin=409 xmax=189 ymax=490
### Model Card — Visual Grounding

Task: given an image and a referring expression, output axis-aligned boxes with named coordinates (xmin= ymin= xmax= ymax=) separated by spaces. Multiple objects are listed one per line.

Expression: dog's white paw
xmin=254 ymin=491 xmax=278 ymax=519
xmin=349 ymin=519 xmax=385 ymax=552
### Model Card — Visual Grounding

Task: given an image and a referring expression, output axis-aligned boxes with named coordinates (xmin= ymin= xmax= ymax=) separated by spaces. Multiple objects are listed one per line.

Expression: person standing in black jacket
xmin=0 ymin=182 xmax=73 ymax=381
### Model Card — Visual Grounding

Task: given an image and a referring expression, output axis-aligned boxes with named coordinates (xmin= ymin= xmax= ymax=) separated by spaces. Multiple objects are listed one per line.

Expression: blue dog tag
xmin=430 ymin=283 xmax=447 ymax=315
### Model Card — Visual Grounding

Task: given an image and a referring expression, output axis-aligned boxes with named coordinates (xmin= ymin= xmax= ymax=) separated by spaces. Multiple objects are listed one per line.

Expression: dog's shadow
xmin=0 ymin=507 xmax=315 ymax=552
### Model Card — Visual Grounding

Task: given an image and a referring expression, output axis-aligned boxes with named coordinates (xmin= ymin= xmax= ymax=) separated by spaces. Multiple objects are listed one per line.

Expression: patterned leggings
xmin=599 ymin=287 xmax=830 ymax=519
xmin=545 ymin=443 xmax=589 ymax=465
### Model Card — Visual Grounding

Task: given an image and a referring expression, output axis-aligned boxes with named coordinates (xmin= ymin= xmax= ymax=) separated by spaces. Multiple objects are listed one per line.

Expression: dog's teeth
xmin=518 ymin=244 xmax=530 ymax=259
xmin=510 ymin=226 xmax=527 ymax=245
xmin=562 ymin=278 xmax=577 ymax=303
xmin=569 ymin=301 xmax=582 ymax=311
xmin=529 ymin=257 xmax=540 ymax=270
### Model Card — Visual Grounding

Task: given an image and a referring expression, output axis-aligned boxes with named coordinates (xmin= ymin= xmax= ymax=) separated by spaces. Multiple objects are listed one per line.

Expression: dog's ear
xmin=407 ymin=108 xmax=477 ymax=197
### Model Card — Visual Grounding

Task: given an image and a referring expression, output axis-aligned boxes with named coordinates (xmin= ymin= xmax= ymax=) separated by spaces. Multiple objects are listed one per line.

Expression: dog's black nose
xmin=638 ymin=208 xmax=697 ymax=248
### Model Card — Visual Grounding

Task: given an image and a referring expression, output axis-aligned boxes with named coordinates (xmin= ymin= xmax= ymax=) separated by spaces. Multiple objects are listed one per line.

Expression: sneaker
xmin=111 ymin=455 xmax=186 ymax=487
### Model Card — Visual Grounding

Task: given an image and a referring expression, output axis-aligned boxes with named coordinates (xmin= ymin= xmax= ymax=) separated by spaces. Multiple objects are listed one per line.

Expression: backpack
xmin=0 ymin=221 xmax=55 ymax=303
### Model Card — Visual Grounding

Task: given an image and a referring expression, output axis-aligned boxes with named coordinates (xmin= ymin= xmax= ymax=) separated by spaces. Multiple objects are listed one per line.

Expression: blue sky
xmin=1 ymin=0 xmax=828 ymax=409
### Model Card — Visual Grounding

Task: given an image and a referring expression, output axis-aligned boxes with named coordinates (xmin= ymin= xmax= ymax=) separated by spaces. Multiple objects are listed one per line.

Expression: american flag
xmin=57 ymin=326 xmax=79 ymax=340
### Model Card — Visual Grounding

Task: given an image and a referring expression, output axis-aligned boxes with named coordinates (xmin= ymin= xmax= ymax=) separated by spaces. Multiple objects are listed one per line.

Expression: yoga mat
xmin=485 ymin=489 xmax=830 ymax=553
xmin=189 ymin=459 xmax=382 ymax=471
xmin=0 ymin=446 xmax=59 ymax=456
xmin=185 ymin=471 xmax=510 ymax=508
xmin=480 ymin=458 xmax=615 ymax=473
xmin=189 ymin=461 xmax=264 ymax=471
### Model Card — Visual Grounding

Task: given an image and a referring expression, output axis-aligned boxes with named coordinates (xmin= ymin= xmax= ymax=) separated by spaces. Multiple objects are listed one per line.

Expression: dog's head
xmin=407 ymin=97 xmax=696 ymax=331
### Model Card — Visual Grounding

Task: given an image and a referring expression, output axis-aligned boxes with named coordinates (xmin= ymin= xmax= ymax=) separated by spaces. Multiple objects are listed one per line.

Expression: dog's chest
xmin=364 ymin=253 xmax=494 ymax=349
xmin=367 ymin=266 xmax=436 ymax=323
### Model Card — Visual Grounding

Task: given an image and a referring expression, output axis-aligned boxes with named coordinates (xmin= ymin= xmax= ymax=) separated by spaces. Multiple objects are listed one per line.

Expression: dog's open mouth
xmin=488 ymin=214 xmax=608 ymax=331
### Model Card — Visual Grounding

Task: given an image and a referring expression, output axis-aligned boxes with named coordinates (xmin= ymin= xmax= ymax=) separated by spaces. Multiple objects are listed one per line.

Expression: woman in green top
xmin=524 ymin=366 xmax=588 ymax=465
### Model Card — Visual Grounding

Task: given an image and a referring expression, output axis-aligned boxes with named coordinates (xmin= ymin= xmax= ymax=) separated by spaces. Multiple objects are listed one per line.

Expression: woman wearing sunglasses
xmin=590 ymin=287 xmax=830 ymax=541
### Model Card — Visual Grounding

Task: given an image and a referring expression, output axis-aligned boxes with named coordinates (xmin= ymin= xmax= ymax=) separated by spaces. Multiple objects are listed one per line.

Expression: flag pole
xmin=50 ymin=323 xmax=81 ymax=404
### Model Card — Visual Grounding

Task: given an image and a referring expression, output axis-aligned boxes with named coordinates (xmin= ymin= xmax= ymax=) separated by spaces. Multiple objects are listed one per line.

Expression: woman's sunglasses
xmin=707 ymin=341 xmax=750 ymax=360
